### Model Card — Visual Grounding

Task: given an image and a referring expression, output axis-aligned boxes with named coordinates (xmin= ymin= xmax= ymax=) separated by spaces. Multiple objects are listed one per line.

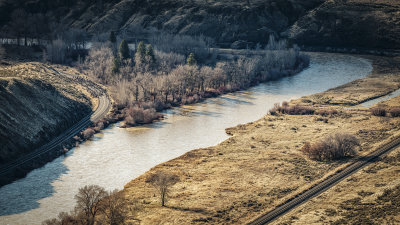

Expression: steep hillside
xmin=1 ymin=0 xmax=323 ymax=45
xmin=2 ymin=0 xmax=400 ymax=49
xmin=0 ymin=63 xmax=92 ymax=165
xmin=288 ymin=0 xmax=400 ymax=49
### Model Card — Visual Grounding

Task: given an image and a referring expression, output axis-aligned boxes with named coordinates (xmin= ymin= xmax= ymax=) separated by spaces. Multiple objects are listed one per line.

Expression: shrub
xmin=316 ymin=109 xmax=338 ymax=117
xmin=389 ymin=108 xmax=400 ymax=117
xmin=124 ymin=106 xmax=162 ymax=125
xmin=370 ymin=107 xmax=386 ymax=117
xmin=300 ymin=133 xmax=360 ymax=161
xmin=269 ymin=102 xmax=315 ymax=115
xmin=82 ymin=128 xmax=95 ymax=139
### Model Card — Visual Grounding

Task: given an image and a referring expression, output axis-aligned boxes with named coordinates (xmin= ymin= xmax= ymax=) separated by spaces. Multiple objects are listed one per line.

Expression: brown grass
xmin=118 ymin=55 xmax=400 ymax=224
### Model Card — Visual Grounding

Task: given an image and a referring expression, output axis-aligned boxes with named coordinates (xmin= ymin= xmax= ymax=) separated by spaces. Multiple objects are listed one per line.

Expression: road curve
xmin=0 ymin=72 xmax=111 ymax=178
xmin=248 ymin=136 xmax=400 ymax=225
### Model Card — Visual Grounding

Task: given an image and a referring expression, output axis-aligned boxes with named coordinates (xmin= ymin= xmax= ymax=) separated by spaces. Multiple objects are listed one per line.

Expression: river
xmin=0 ymin=53 xmax=372 ymax=225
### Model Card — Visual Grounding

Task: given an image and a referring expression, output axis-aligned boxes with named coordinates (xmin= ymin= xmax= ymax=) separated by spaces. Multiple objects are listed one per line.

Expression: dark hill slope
xmin=1 ymin=0 xmax=399 ymax=49
xmin=288 ymin=0 xmax=400 ymax=49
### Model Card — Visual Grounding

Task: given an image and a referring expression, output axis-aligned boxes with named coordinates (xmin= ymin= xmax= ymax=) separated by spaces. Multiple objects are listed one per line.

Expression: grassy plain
xmin=121 ymin=56 xmax=400 ymax=224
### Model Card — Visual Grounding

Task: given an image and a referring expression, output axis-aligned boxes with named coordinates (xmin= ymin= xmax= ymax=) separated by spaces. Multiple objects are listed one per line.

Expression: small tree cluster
xmin=43 ymin=185 xmax=128 ymax=225
xmin=300 ymin=133 xmax=360 ymax=161
xmin=134 ymin=41 xmax=156 ymax=72
xmin=124 ymin=106 xmax=162 ymax=125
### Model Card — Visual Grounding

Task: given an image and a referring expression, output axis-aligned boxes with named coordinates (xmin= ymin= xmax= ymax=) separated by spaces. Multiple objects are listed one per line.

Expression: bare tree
xmin=100 ymin=189 xmax=128 ymax=225
xmin=74 ymin=185 xmax=107 ymax=225
xmin=85 ymin=45 xmax=114 ymax=84
xmin=146 ymin=171 xmax=180 ymax=207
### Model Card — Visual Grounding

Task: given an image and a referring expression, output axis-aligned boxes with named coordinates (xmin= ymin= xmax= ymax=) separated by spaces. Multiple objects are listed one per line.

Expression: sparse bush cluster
xmin=269 ymin=102 xmax=315 ymax=115
xmin=269 ymin=102 xmax=338 ymax=117
xmin=370 ymin=106 xmax=400 ymax=117
xmin=300 ymin=133 xmax=360 ymax=161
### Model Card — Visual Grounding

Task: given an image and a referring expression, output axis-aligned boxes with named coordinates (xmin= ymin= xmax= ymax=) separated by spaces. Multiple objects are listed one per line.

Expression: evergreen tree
xmin=109 ymin=31 xmax=116 ymax=43
xmin=112 ymin=56 xmax=121 ymax=74
xmin=119 ymin=39 xmax=130 ymax=60
xmin=135 ymin=41 xmax=146 ymax=72
xmin=136 ymin=41 xmax=146 ymax=59
xmin=187 ymin=53 xmax=197 ymax=66
xmin=145 ymin=44 xmax=156 ymax=66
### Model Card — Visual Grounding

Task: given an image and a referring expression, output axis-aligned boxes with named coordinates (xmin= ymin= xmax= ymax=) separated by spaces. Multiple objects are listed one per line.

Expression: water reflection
xmin=0 ymin=53 xmax=372 ymax=225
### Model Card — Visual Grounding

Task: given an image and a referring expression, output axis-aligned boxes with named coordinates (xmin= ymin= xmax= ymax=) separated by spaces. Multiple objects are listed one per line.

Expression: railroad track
xmin=248 ymin=136 xmax=400 ymax=225
xmin=0 ymin=72 xmax=111 ymax=177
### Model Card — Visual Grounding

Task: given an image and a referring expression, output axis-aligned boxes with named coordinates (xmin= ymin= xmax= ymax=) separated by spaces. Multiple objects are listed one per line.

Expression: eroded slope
xmin=0 ymin=63 xmax=92 ymax=165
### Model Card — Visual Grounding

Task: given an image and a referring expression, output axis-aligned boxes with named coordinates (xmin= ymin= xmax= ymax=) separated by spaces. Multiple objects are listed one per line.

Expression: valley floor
xmin=119 ymin=55 xmax=400 ymax=224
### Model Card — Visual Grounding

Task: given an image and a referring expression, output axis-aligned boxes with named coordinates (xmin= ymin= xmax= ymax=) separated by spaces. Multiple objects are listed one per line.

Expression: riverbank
xmin=118 ymin=55 xmax=400 ymax=224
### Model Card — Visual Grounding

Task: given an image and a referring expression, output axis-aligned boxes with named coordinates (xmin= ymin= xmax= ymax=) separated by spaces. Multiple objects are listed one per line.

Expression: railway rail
xmin=248 ymin=136 xmax=400 ymax=225
xmin=0 ymin=70 xmax=111 ymax=178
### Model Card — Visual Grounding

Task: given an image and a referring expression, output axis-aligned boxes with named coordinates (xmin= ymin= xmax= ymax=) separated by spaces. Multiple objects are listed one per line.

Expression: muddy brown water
xmin=0 ymin=53 xmax=373 ymax=225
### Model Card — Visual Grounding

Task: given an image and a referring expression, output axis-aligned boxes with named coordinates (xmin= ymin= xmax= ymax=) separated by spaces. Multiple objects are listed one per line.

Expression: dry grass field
xmin=119 ymin=55 xmax=400 ymax=224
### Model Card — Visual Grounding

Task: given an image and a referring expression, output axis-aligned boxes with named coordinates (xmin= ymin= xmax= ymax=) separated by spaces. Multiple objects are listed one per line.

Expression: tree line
xmin=81 ymin=33 xmax=309 ymax=126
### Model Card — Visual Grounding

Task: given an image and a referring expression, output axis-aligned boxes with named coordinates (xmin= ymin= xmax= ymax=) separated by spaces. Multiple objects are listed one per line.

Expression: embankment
xmin=0 ymin=62 xmax=94 ymax=181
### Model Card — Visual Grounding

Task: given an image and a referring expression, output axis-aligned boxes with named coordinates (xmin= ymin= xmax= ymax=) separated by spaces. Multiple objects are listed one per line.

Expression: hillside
xmin=0 ymin=62 xmax=93 ymax=165
xmin=1 ymin=0 xmax=400 ymax=49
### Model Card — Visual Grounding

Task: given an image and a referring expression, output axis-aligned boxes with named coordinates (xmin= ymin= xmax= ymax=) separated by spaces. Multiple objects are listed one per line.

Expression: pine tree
xmin=109 ymin=31 xmax=116 ymax=43
xmin=136 ymin=41 xmax=146 ymax=59
xmin=112 ymin=56 xmax=121 ymax=74
xmin=135 ymin=41 xmax=146 ymax=72
xmin=119 ymin=39 xmax=130 ymax=60
xmin=187 ymin=53 xmax=197 ymax=66
xmin=145 ymin=44 xmax=156 ymax=67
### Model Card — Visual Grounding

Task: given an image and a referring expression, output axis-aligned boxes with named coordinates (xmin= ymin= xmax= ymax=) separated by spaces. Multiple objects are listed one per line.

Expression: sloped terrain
xmin=0 ymin=63 xmax=92 ymax=165
xmin=288 ymin=0 xmax=400 ymax=49
xmin=2 ymin=0 xmax=400 ymax=49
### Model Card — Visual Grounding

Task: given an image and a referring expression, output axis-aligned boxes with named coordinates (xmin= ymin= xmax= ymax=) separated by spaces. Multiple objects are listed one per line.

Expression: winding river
xmin=0 ymin=53 xmax=373 ymax=225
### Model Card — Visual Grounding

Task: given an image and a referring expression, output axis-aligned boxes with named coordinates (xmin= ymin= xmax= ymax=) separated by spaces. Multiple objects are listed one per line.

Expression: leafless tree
xmin=100 ymin=189 xmax=128 ymax=225
xmin=75 ymin=185 xmax=107 ymax=225
xmin=146 ymin=171 xmax=180 ymax=207
xmin=85 ymin=45 xmax=114 ymax=84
